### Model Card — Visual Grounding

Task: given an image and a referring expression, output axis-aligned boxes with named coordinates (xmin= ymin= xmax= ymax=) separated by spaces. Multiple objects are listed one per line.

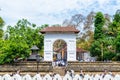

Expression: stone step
xmin=53 ymin=67 xmax=66 ymax=76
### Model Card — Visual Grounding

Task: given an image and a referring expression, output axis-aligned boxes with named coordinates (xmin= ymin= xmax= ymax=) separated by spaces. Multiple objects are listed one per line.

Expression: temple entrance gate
xmin=40 ymin=26 xmax=79 ymax=61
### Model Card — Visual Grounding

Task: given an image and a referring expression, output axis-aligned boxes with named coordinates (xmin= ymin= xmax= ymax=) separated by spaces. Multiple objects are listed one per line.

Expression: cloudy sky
xmin=0 ymin=0 xmax=120 ymax=26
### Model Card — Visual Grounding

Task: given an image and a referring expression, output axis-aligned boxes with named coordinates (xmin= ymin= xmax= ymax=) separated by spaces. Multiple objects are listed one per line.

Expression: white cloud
xmin=0 ymin=0 xmax=120 ymax=27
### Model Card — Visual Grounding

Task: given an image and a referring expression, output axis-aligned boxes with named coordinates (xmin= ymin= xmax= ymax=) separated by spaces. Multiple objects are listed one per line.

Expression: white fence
xmin=1 ymin=73 xmax=120 ymax=80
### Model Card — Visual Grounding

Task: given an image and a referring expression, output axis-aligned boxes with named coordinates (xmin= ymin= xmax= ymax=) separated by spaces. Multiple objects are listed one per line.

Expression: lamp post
xmin=36 ymin=54 xmax=40 ymax=73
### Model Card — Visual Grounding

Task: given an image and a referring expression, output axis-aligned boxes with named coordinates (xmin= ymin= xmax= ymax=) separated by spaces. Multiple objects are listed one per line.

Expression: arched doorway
xmin=53 ymin=39 xmax=67 ymax=66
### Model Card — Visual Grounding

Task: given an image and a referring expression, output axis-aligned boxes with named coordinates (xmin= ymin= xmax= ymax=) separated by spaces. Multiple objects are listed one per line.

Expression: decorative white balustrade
xmin=73 ymin=74 xmax=82 ymax=80
xmin=12 ymin=74 xmax=21 ymax=80
xmin=53 ymin=74 xmax=62 ymax=80
xmin=114 ymin=74 xmax=120 ymax=80
xmin=2 ymin=74 xmax=12 ymax=80
xmin=32 ymin=74 xmax=42 ymax=80
xmin=0 ymin=73 xmax=120 ymax=80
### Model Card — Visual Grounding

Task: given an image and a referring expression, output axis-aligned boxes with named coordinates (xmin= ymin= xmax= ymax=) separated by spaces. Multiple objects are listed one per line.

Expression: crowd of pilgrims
xmin=69 ymin=69 xmax=112 ymax=77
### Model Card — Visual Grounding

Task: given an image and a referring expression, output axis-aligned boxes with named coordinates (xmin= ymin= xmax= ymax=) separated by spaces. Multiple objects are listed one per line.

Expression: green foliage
xmin=94 ymin=12 xmax=105 ymax=40
xmin=0 ymin=29 xmax=3 ymax=38
xmin=115 ymin=53 xmax=120 ymax=61
xmin=0 ymin=17 xmax=4 ymax=38
xmin=103 ymin=51 xmax=116 ymax=60
xmin=113 ymin=10 xmax=120 ymax=23
xmin=107 ymin=10 xmax=120 ymax=60
xmin=90 ymin=10 xmax=120 ymax=61
xmin=0 ymin=17 xmax=4 ymax=28
xmin=114 ymin=10 xmax=120 ymax=54
xmin=0 ymin=40 xmax=30 ymax=64
xmin=0 ymin=19 xmax=46 ymax=64
xmin=90 ymin=12 xmax=105 ymax=60
xmin=7 ymin=19 xmax=44 ymax=49
xmin=90 ymin=41 xmax=101 ymax=57
xmin=116 ymin=32 xmax=120 ymax=53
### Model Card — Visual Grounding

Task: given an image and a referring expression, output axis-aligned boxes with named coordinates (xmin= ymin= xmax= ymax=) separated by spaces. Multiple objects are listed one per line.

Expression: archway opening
xmin=53 ymin=39 xmax=67 ymax=66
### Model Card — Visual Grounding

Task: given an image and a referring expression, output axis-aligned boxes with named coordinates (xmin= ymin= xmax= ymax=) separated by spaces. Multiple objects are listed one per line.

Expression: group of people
xmin=64 ymin=69 xmax=114 ymax=79
xmin=9 ymin=68 xmax=115 ymax=79
xmin=52 ymin=60 xmax=66 ymax=67
xmin=66 ymin=69 xmax=85 ymax=78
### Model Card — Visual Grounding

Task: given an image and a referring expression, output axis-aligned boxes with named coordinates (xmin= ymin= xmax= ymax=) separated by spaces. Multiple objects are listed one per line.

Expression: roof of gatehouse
xmin=40 ymin=26 xmax=80 ymax=34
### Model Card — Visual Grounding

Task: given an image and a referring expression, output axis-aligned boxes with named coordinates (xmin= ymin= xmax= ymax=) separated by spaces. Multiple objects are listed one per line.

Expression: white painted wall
xmin=84 ymin=52 xmax=97 ymax=62
xmin=44 ymin=32 xmax=77 ymax=61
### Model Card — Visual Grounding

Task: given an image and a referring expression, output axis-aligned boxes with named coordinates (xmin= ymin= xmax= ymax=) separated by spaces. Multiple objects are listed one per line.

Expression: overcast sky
xmin=0 ymin=0 xmax=120 ymax=26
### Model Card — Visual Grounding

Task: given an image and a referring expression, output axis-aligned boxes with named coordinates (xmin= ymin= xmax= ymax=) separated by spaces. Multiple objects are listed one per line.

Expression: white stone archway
xmin=40 ymin=27 xmax=79 ymax=61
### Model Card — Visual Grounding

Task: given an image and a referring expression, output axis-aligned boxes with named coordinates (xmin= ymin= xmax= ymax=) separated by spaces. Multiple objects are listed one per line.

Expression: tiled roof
xmin=40 ymin=26 xmax=80 ymax=34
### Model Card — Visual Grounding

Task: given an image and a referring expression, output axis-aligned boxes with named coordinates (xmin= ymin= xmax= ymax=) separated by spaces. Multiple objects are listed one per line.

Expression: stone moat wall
xmin=67 ymin=61 xmax=120 ymax=72
xmin=0 ymin=61 xmax=120 ymax=75
xmin=0 ymin=61 xmax=52 ymax=75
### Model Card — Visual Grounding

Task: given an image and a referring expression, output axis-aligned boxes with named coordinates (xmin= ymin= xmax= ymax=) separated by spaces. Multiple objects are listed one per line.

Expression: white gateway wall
xmin=44 ymin=32 xmax=76 ymax=61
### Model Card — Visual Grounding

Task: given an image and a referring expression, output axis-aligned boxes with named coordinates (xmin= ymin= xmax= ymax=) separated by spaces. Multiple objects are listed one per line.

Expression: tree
xmin=0 ymin=19 xmax=45 ymax=64
xmin=63 ymin=12 xmax=95 ymax=50
xmin=94 ymin=12 xmax=105 ymax=40
xmin=116 ymin=32 xmax=120 ymax=53
xmin=0 ymin=39 xmax=30 ymax=64
xmin=0 ymin=17 xmax=4 ymax=28
xmin=90 ymin=12 xmax=105 ymax=60
xmin=108 ymin=9 xmax=120 ymax=61
xmin=90 ymin=10 xmax=120 ymax=61
xmin=63 ymin=14 xmax=84 ymax=27
xmin=113 ymin=10 xmax=120 ymax=23
xmin=7 ymin=19 xmax=44 ymax=49
xmin=90 ymin=41 xmax=101 ymax=57
xmin=0 ymin=17 xmax=5 ymax=64
xmin=0 ymin=17 xmax=5 ymax=38
xmin=113 ymin=10 xmax=120 ymax=53
xmin=77 ymin=12 xmax=95 ymax=50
